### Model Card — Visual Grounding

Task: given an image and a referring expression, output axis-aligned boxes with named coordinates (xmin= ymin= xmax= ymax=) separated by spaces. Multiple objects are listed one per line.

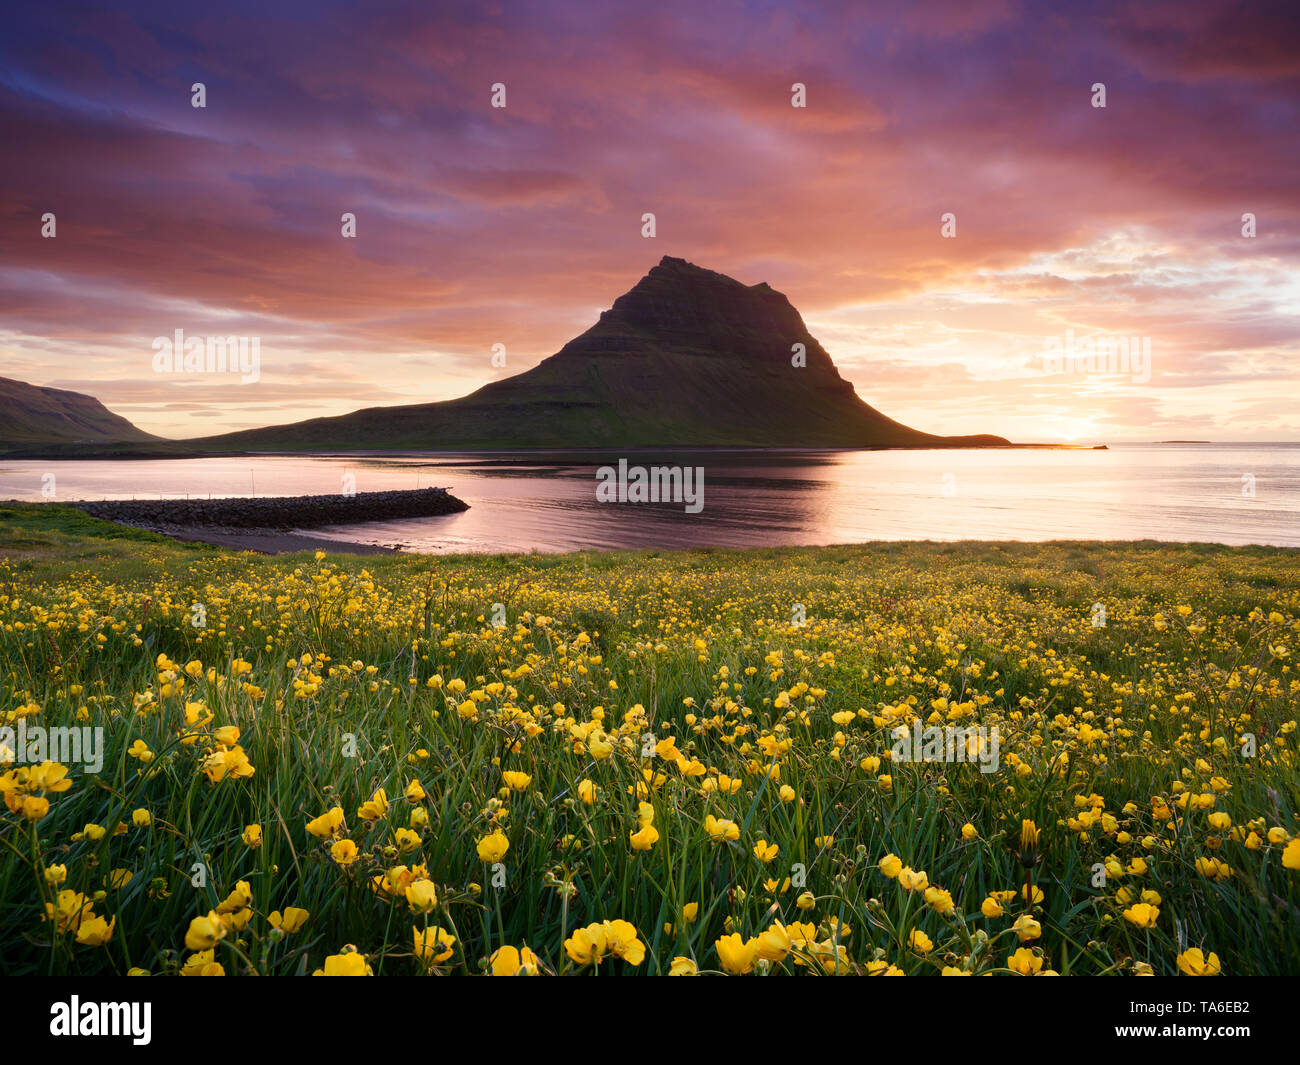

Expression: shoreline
xmin=151 ymin=525 xmax=402 ymax=555
xmin=0 ymin=442 xmax=1104 ymax=461
xmin=32 ymin=486 xmax=471 ymax=555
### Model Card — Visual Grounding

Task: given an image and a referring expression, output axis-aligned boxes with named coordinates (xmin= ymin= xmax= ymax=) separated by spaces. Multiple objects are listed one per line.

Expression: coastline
xmin=18 ymin=487 xmax=471 ymax=555
xmin=147 ymin=525 xmax=402 ymax=555
xmin=0 ymin=441 xmax=1100 ymax=461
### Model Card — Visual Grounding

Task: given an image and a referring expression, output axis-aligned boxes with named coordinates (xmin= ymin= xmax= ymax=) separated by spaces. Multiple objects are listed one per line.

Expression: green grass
xmin=0 ymin=503 xmax=1297 ymax=975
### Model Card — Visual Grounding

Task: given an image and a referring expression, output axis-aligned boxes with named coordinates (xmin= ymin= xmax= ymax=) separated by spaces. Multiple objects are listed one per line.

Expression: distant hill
xmin=192 ymin=257 xmax=1009 ymax=451
xmin=0 ymin=377 xmax=159 ymax=446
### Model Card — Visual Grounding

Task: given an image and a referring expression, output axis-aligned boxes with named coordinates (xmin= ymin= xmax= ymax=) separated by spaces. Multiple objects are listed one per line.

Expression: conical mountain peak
xmin=572 ymin=257 xmax=823 ymax=375
xmin=191 ymin=259 xmax=1008 ymax=450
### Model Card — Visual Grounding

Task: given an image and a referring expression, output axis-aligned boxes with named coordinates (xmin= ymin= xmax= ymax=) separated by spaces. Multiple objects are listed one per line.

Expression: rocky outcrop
xmin=69 ymin=487 xmax=468 ymax=530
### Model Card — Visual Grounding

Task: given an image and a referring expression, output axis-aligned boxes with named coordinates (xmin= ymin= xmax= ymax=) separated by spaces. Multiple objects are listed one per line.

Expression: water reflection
xmin=1 ymin=444 xmax=1296 ymax=551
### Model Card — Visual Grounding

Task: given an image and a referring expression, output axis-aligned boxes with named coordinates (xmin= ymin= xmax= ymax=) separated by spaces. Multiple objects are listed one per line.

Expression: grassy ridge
xmin=1 ymin=504 xmax=1297 ymax=975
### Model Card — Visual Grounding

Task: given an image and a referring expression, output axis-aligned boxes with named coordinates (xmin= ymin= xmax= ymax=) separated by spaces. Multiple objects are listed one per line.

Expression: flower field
xmin=2 ymin=506 xmax=1298 ymax=975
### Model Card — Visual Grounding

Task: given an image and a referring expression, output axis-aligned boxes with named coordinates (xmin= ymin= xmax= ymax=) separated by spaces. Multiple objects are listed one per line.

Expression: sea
xmin=2 ymin=444 xmax=1297 ymax=552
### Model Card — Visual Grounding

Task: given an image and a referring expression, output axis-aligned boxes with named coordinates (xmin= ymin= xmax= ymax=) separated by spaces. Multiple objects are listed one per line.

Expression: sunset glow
xmin=2 ymin=0 xmax=1297 ymax=441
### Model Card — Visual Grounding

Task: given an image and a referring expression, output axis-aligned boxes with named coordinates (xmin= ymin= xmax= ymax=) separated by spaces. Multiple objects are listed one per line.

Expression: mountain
xmin=0 ymin=376 xmax=160 ymax=446
xmin=192 ymin=257 xmax=1009 ymax=450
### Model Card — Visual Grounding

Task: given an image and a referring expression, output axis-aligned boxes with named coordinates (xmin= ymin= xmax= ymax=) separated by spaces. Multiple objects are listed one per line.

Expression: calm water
xmin=3 ymin=445 xmax=1298 ymax=552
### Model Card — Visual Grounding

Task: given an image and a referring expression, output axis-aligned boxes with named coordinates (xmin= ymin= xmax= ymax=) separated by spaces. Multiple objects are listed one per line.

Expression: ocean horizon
xmin=7 ymin=441 xmax=1298 ymax=551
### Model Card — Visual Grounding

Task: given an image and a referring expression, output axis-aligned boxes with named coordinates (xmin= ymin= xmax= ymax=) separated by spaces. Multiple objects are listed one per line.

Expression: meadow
xmin=1 ymin=502 xmax=1297 ymax=976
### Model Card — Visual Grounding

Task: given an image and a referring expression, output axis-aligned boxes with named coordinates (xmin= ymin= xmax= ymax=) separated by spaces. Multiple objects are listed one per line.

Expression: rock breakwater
xmin=69 ymin=487 xmax=468 ymax=530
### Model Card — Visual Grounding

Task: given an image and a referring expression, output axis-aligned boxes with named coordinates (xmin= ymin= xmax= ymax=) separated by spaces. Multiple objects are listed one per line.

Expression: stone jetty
xmin=69 ymin=487 xmax=469 ymax=530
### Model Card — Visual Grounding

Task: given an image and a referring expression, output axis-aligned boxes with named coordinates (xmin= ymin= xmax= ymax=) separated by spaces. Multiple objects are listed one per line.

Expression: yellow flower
xmin=753 ymin=839 xmax=778 ymax=863
xmin=806 ymin=939 xmax=852 ymax=974
xmin=1283 ymin=839 xmax=1300 ymax=870
xmin=75 ymin=915 xmax=115 ymax=947
xmin=412 ymin=926 xmax=456 ymax=965
xmin=216 ymin=880 xmax=252 ymax=914
xmin=313 ymin=951 xmax=373 ymax=975
xmin=242 ymin=824 xmax=262 ymax=848
xmin=630 ymin=824 xmax=659 ymax=851
xmin=961 ymin=823 xmax=978 ymax=841
xmin=132 ymin=808 xmax=152 ymax=827
xmin=1194 ymin=856 xmax=1231 ymax=880
xmin=564 ymin=924 xmax=607 ymax=966
xmin=501 ymin=770 xmax=532 ymax=791
xmin=201 ymin=745 xmax=254 ymax=782
xmin=213 ymin=725 xmax=240 ymax=747
xmin=715 ymin=933 xmax=760 ymax=975
xmin=269 ymin=907 xmax=309 ymax=933
xmin=476 ymin=830 xmax=509 ymax=863
xmin=357 ymin=788 xmax=389 ymax=821
xmin=704 ymin=814 xmax=740 ymax=841
xmin=878 ymin=853 xmax=903 ymax=878
xmin=21 ymin=795 xmax=49 ymax=821
xmin=330 ymin=839 xmax=360 ymax=866
xmin=565 ymin=920 xmax=645 ymax=967
xmin=1176 ymin=948 xmax=1221 ymax=976
xmin=755 ymin=922 xmax=792 ymax=962
xmin=603 ymin=919 xmax=646 ymax=965
xmin=908 ymin=929 xmax=934 ymax=954
xmin=489 ymin=945 xmax=540 ymax=976
xmin=43 ymin=889 xmax=94 ymax=933
xmin=577 ymin=778 xmax=596 ymax=804
xmin=1012 ymin=914 xmax=1041 ymax=941
xmin=405 ymin=879 xmax=438 ymax=914
xmin=179 ymin=950 xmax=225 ymax=977
xmin=669 ymin=956 xmax=699 ymax=976
xmin=1007 ymin=947 xmax=1043 ymax=975
xmin=1018 ymin=819 xmax=1040 ymax=863
xmin=1123 ymin=902 xmax=1160 ymax=928
xmin=371 ymin=865 xmax=416 ymax=900
xmin=898 ymin=867 xmax=929 ymax=892
xmin=185 ymin=911 xmax=227 ymax=951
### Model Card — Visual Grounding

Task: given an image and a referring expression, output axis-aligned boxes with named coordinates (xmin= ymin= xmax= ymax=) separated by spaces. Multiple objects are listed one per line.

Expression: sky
xmin=2 ymin=0 xmax=1298 ymax=443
